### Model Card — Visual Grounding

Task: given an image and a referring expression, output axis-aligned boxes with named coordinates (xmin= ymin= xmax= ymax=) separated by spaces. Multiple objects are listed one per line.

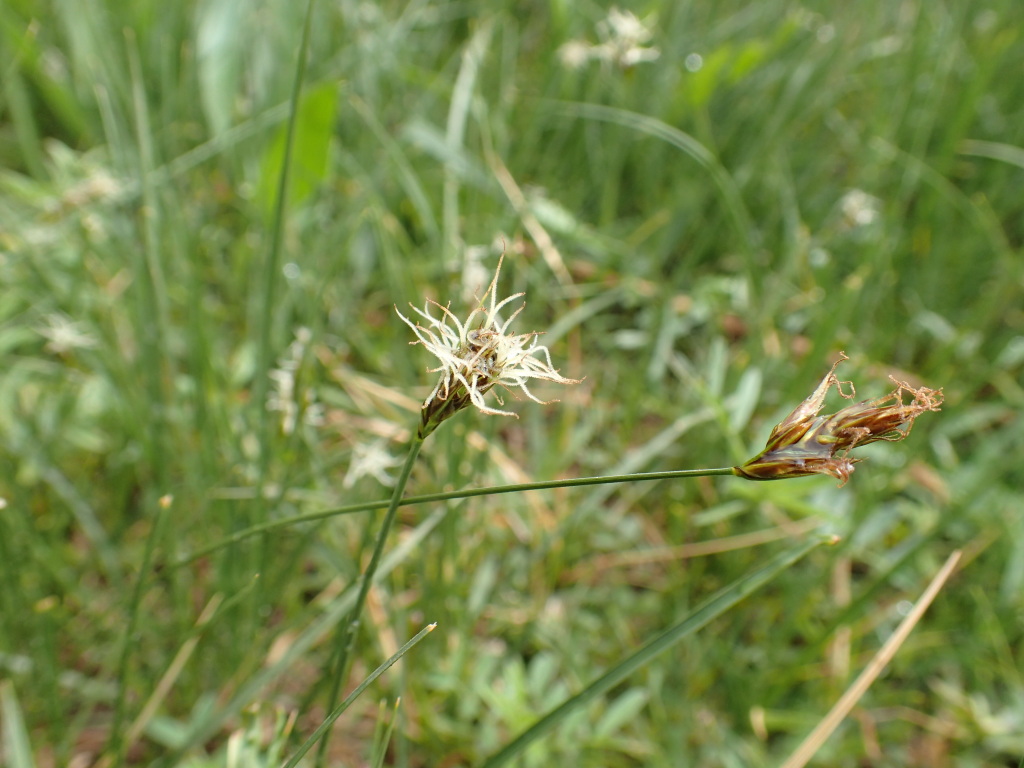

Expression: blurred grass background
xmin=1 ymin=0 xmax=1022 ymax=765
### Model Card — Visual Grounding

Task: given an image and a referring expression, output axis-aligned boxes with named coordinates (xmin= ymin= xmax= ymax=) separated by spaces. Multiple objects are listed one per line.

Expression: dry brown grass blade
xmin=780 ymin=549 xmax=962 ymax=768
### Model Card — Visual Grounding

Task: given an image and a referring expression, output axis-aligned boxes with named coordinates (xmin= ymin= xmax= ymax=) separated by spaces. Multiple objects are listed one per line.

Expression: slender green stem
xmin=285 ymin=622 xmax=436 ymax=768
xmin=251 ymin=0 xmax=316 ymax=459
xmin=316 ymin=435 xmax=424 ymax=765
xmin=478 ymin=535 xmax=829 ymax=768
xmin=173 ymin=467 xmax=739 ymax=566
xmin=106 ymin=498 xmax=170 ymax=765
xmin=248 ymin=0 xmax=316 ymax=647
xmin=149 ymin=511 xmax=447 ymax=768
xmin=107 ymin=36 xmax=172 ymax=765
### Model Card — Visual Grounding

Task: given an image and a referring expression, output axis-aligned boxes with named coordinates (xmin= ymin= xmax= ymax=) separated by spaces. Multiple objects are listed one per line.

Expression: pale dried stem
xmin=780 ymin=550 xmax=962 ymax=768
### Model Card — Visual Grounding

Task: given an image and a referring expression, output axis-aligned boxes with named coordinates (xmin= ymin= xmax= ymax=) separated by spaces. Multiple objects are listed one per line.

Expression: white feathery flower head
xmin=343 ymin=439 xmax=403 ymax=489
xmin=559 ymin=7 xmax=660 ymax=70
xmin=838 ymin=188 xmax=881 ymax=229
xmin=266 ymin=326 xmax=322 ymax=434
xmin=38 ymin=313 xmax=98 ymax=355
xmin=397 ymin=255 xmax=581 ymax=438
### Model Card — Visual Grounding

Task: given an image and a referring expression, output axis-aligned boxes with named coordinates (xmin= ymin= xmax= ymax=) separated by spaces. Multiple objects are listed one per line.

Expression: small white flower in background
xmin=267 ymin=327 xmax=323 ymax=434
xmin=559 ymin=7 xmax=660 ymax=70
xmin=597 ymin=7 xmax=660 ymax=65
xmin=59 ymin=171 xmax=123 ymax=210
xmin=839 ymin=189 xmax=881 ymax=229
xmin=558 ymin=40 xmax=592 ymax=70
xmin=267 ymin=367 xmax=299 ymax=435
xmin=397 ymin=255 xmax=581 ymax=438
xmin=343 ymin=440 xmax=403 ymax=489
xmin=38 ymin=313 xmax=98 ymax=355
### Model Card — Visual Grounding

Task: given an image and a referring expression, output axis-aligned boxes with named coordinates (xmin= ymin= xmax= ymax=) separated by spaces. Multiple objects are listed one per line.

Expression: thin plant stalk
xmin=370 ymin=698 xmax=403 ymax=768
xmin=122 ymin=595 xmax=224 ymax=751
xmin=106 ymin=498 xmax=170 ymax=766
xmin=150 ymin=511 xmax=447 ymax=768
xmin=780 ymin=550 xmax=962 ymax=768
xmin=251 ymin=0 xmax=317 ymax=462
xmin=105 ymin=31 xmax=187 ymax=760
xmin=173 ymin=467 xmax=737 ymax=566
xmin=317 ymin=434 xmax=424 ymax=764
xmin=284 ymin=621 xmax=436 ymax=768
xmin=248 ymin=0 xmax=318 ymax=608
xmin=479 ymin=534 xmax=830 ymax=768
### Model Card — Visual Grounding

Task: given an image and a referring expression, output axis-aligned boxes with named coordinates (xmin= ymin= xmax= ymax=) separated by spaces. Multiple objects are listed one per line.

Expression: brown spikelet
xmin=735 ymin=353 xmax=944 ymax=486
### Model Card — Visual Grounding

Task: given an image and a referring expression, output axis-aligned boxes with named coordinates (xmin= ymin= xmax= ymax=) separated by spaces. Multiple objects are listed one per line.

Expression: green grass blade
xmin=370 ymin=699 xmax=402 ymax=768
xmin=555 ymin=101 xmax=757 ymax=291
xmin=152 ymin=508 xmax=447 ymax=767
xmin=319 ymin=434 xmax=424 ymax=763
xmin=251 ymin=0 xmax=317 ymax=473
xmin=0 ymin=680 xmax=37 ymax=768
xmin=478 ymin=535 xmax=829 ymax=768
xmin=442 ymin=20 xmax=493 ymax=262
xmin=281 ymin=622 xmax=437 ymax=768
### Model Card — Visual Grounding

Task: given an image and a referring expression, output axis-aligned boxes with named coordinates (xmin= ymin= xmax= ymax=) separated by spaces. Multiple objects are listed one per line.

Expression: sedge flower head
xmin=397 ymin=256 xmax=581 ymax=439
xmin=735 ymin=353 xmax=944 ymax=486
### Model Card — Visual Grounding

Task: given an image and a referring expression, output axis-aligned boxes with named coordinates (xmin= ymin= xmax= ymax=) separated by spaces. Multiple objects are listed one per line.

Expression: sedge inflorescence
xmin=397 ymin=256 xmax=581 ymax=439
xmin=735 ymin=353 xmax=944 ymax=486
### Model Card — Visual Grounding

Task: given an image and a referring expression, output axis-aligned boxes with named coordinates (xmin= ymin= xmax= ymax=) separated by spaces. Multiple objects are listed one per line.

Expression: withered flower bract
xmin=397 ymin=256 xmax=581 ymax=439
xmin=735 ymin=353 xmax=944 ymax=486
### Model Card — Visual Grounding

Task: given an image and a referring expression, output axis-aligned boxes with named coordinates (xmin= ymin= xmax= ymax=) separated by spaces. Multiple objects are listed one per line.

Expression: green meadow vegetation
xmin=1 ymin=0 xmax=1023 ymax=765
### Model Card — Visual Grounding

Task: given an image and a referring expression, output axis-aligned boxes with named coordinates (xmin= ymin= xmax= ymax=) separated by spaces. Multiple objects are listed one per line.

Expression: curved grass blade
xmin=479 ymin=535 xmax=830 ymax=768
xmin=554 ymin=101 xmax=757 ymax=289
xmin=281 ymin=622 xmax=437 ymax=768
